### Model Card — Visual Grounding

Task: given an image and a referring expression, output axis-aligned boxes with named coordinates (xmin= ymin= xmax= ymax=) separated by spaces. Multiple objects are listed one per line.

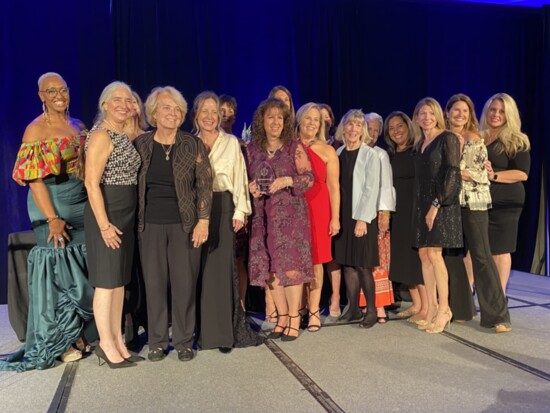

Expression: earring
xmin=65 ymin=104 xmax=70 ymax=125
xmin=42 ymin=101 xmax=49 ymax=123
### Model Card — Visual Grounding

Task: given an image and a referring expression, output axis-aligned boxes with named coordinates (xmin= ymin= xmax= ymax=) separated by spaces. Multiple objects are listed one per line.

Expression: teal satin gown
xmin=0 ymin=175 xmax=94 ymax=372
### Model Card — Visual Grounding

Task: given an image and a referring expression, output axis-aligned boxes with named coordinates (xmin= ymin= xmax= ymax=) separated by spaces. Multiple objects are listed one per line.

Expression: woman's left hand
xmin=192 ymin=219 xmax=209 ymax=248
xmin=268 ymin=177 xmax=291 ymax=194
xmin=233 ymin=219 xmax=244 ymax=233
xmin=329 ymin=218 xmax=340 ymax=237
xmin=354 ymin=220 xmax=367 ymax=237
xmin=425 ymin=206 xmax=438 ymax=231
xmin=47 ymin=218 xmax=73 ymax=249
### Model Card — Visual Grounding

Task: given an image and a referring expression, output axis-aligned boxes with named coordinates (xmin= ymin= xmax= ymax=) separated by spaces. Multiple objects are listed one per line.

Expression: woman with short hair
xmin=134 ymin=86 xmax=212 ymax=362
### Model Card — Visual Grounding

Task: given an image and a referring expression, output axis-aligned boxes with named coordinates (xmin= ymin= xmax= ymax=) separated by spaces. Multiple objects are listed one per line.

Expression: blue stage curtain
xmin=0 ymin=0 xmax=115 ymax=303
xmin=1 ymin=0 xmax=547 ymax=303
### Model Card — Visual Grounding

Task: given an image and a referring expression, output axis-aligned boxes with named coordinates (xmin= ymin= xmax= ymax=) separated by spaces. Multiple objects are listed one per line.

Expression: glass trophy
xmin=255 ymin=161 xmax=275 ymax=195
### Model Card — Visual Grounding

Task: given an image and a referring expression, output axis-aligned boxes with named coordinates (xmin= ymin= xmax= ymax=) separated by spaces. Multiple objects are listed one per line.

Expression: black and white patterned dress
xmin=84 ymin=124 xmax=141 ymax=288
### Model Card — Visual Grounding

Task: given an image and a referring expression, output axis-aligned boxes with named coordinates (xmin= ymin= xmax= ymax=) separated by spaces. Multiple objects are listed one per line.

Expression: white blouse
xmin=208 ymin=131 xmax=251 ymax=222
xmin=372 ymin=145 xmax=396 ymax=212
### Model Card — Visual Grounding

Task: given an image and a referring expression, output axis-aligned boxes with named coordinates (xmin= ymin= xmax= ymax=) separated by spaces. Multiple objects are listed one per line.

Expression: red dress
xmin=304 ymin=146 xmax=332 ymax=265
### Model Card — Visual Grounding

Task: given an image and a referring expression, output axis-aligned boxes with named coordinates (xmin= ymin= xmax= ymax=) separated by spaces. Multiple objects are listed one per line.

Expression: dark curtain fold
xmin=1 ymin=0 xmax=547 ymax=303
xmin=0 ymin=0 xmax=116 ymax=303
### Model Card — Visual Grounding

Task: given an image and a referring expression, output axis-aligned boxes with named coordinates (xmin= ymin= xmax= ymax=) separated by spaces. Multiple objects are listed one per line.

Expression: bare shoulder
xmin=464 ymin=130 xmax=481 ymax=142
xmin=87 ymin=128 xmax=111 ymax=146
xmin=21 ymin=117 xmax=47 ymax=143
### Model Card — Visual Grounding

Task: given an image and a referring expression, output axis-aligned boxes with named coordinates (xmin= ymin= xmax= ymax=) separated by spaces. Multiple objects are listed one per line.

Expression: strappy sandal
xmin=74 ymin=337 xmax=92 ymax=353
xmin=281 ymin=314 xmax=301 ymax=342
xmin=265 ymin=309 xmax=278 ymax=323
xmin=307 ymin=310 xmax=322 ymax=333
xmin=267 ymin=314 xmax=288 ymax=339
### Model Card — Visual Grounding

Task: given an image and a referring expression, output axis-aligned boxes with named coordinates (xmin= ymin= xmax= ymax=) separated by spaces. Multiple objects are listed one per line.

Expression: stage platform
xmin=1 ymin=270 xmax=549 ymax=413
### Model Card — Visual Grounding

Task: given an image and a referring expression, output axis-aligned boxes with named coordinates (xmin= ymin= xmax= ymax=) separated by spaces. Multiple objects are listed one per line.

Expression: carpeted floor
xmin=1 ymin=270 xmax=549 ymax=413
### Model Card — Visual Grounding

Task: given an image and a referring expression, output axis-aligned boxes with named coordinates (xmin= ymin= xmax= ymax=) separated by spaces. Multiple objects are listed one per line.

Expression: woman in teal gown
xmin=1 ymin=72 xmax=94 ymax=372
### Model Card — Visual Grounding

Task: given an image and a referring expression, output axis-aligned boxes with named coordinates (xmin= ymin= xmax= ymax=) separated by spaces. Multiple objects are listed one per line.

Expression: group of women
xmin=1 ymin=73 xmax=529 ymax=372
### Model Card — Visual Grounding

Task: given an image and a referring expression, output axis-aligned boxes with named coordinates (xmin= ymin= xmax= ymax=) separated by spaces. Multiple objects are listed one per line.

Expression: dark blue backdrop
xmin=1 ymin=0 xmax=548 ymax=303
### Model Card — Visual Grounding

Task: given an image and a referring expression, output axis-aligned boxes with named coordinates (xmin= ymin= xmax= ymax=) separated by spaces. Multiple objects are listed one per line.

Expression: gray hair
xmin=335 ymin=109 xmax=371 ymax=145
xmin=95 ymin=81 xmax=133 ymax=123
xmin=38 ymin=72 xmax=64 ymax=89
xmin=364 ymin=112 xmax=384 ymax=138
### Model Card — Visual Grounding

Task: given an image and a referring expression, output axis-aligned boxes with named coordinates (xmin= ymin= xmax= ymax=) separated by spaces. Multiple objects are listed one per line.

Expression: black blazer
xmin=134 ymin=129 xmax=213 ymax=233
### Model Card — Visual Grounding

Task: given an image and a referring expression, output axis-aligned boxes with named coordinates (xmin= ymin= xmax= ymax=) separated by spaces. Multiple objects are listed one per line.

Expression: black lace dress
xmin=412 ymin=131 xmax=462 ymax=248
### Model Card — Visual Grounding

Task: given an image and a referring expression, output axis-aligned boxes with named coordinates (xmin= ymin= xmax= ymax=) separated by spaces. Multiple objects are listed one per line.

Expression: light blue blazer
xmin=337 ymin=143 xmax=381 ymax=224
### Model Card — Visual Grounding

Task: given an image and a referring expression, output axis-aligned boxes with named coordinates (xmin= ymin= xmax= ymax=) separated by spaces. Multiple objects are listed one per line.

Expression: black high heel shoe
xmin=95 ymin=345 xmax=137 ymax=369
xmin=358 ymin=312 xmax=377 ymax=329
xmin=336 ymin=309 xmax=363 ymax=323
xmin=267 ymin=313 xmax=289 ymax=339
xmin=281 ymin=314 xmax=301 ymax=342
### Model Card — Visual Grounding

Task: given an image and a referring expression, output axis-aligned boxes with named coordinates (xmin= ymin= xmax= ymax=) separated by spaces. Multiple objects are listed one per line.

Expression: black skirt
xmin=333 ymin=216 xmax=379 ymax=268
xmin=84 ymin=185 xmax=137 ymax=288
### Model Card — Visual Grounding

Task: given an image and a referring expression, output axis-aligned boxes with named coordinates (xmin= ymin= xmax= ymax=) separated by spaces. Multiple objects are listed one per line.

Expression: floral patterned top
xmin=12 ymin=133 xmax=86 ymax=186
xmin=459 ymin=140 xmax=492 ymax=211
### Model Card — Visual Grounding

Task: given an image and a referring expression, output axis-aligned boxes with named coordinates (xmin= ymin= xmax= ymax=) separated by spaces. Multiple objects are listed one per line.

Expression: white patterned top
xmin=85 ymin=124 xmax=141 ymax=185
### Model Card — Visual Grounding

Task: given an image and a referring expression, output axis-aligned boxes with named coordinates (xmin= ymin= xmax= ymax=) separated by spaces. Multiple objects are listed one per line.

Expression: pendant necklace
xmin=160 ymin=142 xmax=174 ymax=161
xmin=266 ymin=144 xmax=282 ymax=158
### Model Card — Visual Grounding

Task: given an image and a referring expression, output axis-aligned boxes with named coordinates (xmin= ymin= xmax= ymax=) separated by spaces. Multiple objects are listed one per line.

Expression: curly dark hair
xmin=251 ymin=98 xmax=294 ymax=152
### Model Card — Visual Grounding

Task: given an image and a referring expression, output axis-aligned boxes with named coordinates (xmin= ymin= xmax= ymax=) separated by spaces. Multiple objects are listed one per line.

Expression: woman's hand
xmin=48 ymin=218 xmax=73 ymax=249
xmin=233 ymin=219 xmax=244 ymax=233
xmin=192 ymin=219 xmax=209 ymax=248
xmin=425 ymin=206 xmax=438 ymax=231
xmin=101 ymin=223 xmax=123 ymax=249
xmin=329 ymin=218 xmax=340 ymax=237
xmin=268 ymin=177 xmax=292 ymax=194
xmin=354 ymin=220 xmax=367 ymax=237
xmin=249 ymin=180 xmax=263 ymax=198
xmin=485 ymin=160 xmax=495 ymax=180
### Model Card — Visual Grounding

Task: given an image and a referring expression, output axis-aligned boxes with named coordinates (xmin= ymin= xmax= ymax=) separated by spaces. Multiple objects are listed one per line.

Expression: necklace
xmin=303 ymin=138 xmax=318 ymax=148
xmin=160 ymin=142 xmax=174 ymax=161
xmin=266 ymin=144 xmax=282 ymax=158
xmin=103 ymin=119 xmax=124 ymax=135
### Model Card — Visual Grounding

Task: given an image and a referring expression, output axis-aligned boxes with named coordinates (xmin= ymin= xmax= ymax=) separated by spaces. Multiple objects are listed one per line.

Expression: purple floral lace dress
xmin=247 ymin=140 xmax=314 ymax=286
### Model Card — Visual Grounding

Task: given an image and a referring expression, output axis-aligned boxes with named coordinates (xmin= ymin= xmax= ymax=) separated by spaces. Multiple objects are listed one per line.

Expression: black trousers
xmin=139 ymin=223 xmax=201 ymax=350
xmin=445 ymin=250 xmax=476 ymax=321
xmin=462 ymin=209 xmax=510 ymax=327
xmin=197 ymin=192 xmax=235 ymax=349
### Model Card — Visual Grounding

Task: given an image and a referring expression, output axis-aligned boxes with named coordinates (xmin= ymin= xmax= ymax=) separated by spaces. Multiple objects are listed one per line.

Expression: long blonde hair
xmin=412 ymin=97 xmax=445 ymax=152
xmin=479 ymin=93 xmax=530 ymax=157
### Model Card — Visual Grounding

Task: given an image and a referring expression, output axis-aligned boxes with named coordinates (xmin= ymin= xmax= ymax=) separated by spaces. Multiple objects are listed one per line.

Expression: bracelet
xmin=46 ymin=215 xmax=59 ymax=223
xmin=431 ymin=200 xmax=441 ymax=209
xmin=381 ymin=211 xmax=390 ymax=218
xmin=100 ymin=224 xmax=111 ymax=232
xmin=492 ymin=174 xmax=498 ymax=182
xmin=286 ymin=177 xmax=292 ymax=187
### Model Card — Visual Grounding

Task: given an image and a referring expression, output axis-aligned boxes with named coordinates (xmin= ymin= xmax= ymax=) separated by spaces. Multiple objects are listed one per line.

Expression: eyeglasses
xmin=41 ymin=87 xmax=70 ymax=98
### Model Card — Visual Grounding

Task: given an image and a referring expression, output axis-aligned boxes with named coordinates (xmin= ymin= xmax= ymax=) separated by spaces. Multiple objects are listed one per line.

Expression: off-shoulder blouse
xmin=12 ymin=133 xmax=85 ymax=186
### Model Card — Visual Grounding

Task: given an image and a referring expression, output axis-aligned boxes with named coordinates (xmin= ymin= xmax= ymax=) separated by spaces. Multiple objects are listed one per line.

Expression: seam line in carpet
xmin=265 ymin=339 xmax=346 ymax=413
xmin=47 ymin=360 xmax=78 ymax=413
